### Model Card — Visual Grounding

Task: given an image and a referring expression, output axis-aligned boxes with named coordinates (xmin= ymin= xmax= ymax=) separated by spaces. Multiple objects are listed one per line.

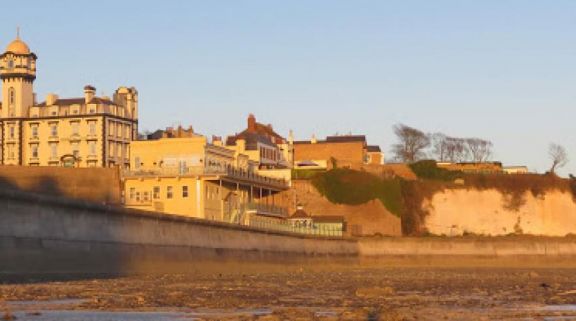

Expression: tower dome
xmin=5 ymin=38 xmax=30 ymax=55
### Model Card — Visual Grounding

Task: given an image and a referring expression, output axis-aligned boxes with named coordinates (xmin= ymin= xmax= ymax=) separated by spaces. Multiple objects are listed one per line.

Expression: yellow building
xmin=0 ymin=34 xmax=138 ymax=168
xmin=123 ymin=128 xmax=289 ymax=223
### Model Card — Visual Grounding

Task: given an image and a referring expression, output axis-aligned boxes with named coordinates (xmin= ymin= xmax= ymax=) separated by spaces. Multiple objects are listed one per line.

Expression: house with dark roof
xmin=224 ymin=114 xmax=292 ymax=169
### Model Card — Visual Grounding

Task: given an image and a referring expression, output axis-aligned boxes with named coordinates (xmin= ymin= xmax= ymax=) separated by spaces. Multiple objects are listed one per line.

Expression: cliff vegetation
xmin=309 ymin=161 xmax=576 ymax=235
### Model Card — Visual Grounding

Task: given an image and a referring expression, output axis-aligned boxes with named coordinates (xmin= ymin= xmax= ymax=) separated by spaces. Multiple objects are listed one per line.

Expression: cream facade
xmin=0 ymin=35 xmax=138 ymax=167
xmin=123 ymin=131 xmax=289 ymax=222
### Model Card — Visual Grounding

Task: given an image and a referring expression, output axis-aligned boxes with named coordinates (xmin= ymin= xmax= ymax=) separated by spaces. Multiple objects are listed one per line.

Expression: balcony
xmin=123 ymin=166 xmax=289 ymax=189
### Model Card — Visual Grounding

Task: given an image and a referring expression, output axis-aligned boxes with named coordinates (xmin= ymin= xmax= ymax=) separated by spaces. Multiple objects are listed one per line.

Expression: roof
xmin=5 ymin=38 xmax=30 ymax=55
xmin=294 ymin=135 xmax=367 ymax=145
xmin=226 ymin=114 xmax=286 ymax=148
xmin=36 ymin=97 xmax=116 ymax=107
xmin=226 ymin=132 xmax=276 ymax=149
xmin=326 ymin=135 xmax=366 ymax=143
xmin=367 ymin=145 xmax=381 ymax=152
xmin=290 ymin=209 xmax=310 ymax=219
xmin=311 ymin=215 xmax=345 ymax=223
xmin=296 ymin=160 xmax=320 ymax=167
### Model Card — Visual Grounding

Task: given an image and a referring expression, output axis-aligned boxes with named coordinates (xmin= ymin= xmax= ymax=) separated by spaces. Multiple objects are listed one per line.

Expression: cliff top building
xmin=224 ymin=114 xmax=292 ymax=169
xmin=293 ymin=134 xmax=382 ymax=169
xmin=0 ymin=32 xmax=138 ymax=167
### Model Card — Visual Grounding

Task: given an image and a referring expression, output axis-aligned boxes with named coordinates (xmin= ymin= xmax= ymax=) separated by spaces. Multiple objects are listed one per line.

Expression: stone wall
xmin=0 ymin=166 xmax=121 ymax=204
xmin=0 ymin=188 xmax=357 ymax=276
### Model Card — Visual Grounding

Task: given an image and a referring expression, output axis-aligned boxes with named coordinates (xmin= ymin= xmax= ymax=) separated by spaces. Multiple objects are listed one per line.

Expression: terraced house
xmin=0 ymin=33 xmax=138 ymax=168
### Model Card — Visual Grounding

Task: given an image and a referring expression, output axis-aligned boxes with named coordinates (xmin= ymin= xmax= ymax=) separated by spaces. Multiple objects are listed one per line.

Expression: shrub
xmin=409 ymin=160 xmax=462 ymax=181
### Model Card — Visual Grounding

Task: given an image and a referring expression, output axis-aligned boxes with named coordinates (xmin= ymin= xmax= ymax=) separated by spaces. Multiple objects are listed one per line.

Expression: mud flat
xmin=3 ymin=260 xmax=576 ymax=321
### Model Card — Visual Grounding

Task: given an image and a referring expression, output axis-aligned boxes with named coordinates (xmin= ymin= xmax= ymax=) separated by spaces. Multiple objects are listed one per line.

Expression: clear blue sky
xmin=2 ymin=1 xmax=575 ymax=175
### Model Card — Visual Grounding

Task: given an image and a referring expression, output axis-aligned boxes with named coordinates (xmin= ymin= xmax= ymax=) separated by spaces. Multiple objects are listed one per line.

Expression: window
xmin=31 ymin=144 xmax=38 ymax=158
xmin=89 ymin=121 xmax=96 ymax=135
xmin=8 ymin=88 xmax=14 ymax=106
xmin=89 ymin=141 xmax=96 ymax=155
xmin=7 ymin=60 xmax=14 ymax=70
xmin=71 ymin=121 xmax=79 ymax=135
xmin=129 ymin=188 xmax=135 ymax=200
xmin=31 ymin=125 xmax=38 ymax=138
xmin=143 ymin=191 xmax=150 ymax=202
xmin=153 ymin=186 xmax=160 ymax=199
xmin=9 ymin=126 xmax=14 ymax=139
xmin=167 ymin=186 xmax=173 ymax=199
xmin=182 ymin=186 xmax=189 ymax=198
xmin=72 ymin=142 xmax=79 ymax=157
xmin=7 ymin=144 xmax=14 ymax=159
xmin=50 ymin=143 xmax=57 ymax=158
xmin=50 ymin=123 xmax=58 ymax=137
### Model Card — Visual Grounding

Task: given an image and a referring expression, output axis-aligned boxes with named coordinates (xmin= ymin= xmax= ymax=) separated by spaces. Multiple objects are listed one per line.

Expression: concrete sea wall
xmin=4 ymin=188 xmax=576 ymax=278
xmin=0 ymin=189 xmax=356 ymax=276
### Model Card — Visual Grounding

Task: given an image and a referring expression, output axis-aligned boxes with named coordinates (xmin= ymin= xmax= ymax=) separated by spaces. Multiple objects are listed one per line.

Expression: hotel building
xmin=0 ymin=34 xmax=138 ymax=168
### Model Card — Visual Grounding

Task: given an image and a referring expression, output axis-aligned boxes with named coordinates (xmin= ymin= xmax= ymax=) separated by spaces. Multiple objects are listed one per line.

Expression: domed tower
xmin=1 ymin=31 xmax=37 ymax=118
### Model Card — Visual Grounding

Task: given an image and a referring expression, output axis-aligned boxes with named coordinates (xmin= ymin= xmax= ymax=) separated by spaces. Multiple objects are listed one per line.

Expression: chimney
xmin=84 ymin=85 xmax=96 ymax=104
xmin=247 ymin=114 xmax=256 ymax=132
xmin=46 ymin=93 xmax=59 ymax=106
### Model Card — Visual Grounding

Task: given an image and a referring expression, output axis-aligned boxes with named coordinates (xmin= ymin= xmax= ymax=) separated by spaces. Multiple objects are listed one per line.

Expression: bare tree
xmin=391 ymin=124 xmax=430 ymax=163
xmin=430 ymin=133 xmax=448 ymax=162
xmin=465 ymin=138 xmax=493 ymax=162
xmin=445 ymin=137 xmax=468 ymax=162
xmin=549 ymin=143 xmax=568 ymax=174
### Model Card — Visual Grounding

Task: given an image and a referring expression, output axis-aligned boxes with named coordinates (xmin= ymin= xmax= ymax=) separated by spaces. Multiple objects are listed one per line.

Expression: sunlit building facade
xmin=0 ymin=34 xmax=138 ymax=168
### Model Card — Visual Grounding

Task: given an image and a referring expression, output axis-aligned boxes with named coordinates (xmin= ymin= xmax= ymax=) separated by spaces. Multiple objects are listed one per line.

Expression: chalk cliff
xmin=424 ymin=189 xmax=576 ymax=236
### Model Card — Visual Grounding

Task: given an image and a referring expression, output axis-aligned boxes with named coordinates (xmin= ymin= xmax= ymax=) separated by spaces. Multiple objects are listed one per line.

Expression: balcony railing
xmin=246 ymin=202 xmax=288 ymax=217
xmin=123 ymin=166 xmax=288 ymax=188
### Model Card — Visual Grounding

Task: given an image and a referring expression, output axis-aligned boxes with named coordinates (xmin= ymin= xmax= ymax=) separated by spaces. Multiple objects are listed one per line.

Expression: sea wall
xmin=0 ymin=189 xmax=357 ymax=275
xmin=424 ymin=189 xmax=576 ymax=236
xmin=0 ymin=166 xmax=121 ymax=204
xmin=359 ymin=236 xmax=576 ymax=256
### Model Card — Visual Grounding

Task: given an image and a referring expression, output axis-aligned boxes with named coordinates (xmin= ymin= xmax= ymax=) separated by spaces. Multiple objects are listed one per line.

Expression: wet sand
xmin=2 ymin=261 xmax=576 ymax=320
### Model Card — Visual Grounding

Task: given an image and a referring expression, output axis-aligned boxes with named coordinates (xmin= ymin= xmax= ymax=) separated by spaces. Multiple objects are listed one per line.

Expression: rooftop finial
xmin=16 ymin=26 xmax=20 ymax=40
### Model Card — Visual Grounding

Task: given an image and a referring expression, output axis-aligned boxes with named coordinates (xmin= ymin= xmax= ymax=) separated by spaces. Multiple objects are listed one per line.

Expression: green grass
xmin=311 ymin=168 xmax=403 ymax=217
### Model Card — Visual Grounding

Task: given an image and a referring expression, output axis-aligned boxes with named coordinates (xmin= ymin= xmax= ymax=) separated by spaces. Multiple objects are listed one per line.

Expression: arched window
xmin=8 ymin=88 xmax=15 ymax=106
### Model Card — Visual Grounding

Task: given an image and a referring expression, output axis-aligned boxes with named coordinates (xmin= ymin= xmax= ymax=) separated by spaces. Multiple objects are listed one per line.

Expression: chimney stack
xmin=247 ymin=114 xmax=256 ymax=132
xmin=46 ymin=93 xmax=59 ymax=106
xmin=84 ymin=85 xmax=96 ymax=104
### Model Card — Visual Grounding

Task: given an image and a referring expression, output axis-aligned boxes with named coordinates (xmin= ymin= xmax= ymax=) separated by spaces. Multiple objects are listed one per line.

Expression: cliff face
xmin=425 ymin=189 xmax=576 ymax=236
xmin=287 ymin=180 xmax=402 ymax=237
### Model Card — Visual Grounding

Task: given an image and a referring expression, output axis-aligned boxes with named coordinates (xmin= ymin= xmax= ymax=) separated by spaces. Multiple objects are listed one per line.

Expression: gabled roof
xmin=290 ymin=209 xmax=310 ymax=219
xmin=226 ymin=114 xmax=286 ymax=149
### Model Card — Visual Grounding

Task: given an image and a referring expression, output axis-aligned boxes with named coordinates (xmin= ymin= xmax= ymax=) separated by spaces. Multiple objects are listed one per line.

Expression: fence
xmin=247 ymin=215 xmax=344 ymax=237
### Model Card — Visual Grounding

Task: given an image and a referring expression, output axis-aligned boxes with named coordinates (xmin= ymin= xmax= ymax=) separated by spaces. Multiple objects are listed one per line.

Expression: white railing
xmin=122 ymin=166 xmax=288 ymax=188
